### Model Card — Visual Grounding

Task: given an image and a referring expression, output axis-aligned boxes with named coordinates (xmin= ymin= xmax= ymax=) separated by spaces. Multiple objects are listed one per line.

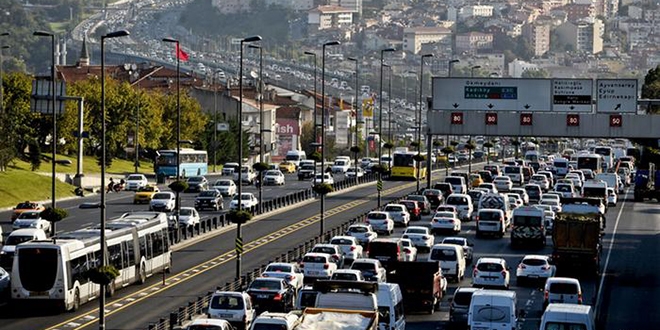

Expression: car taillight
xmin=299 ymin=263 xmax=304 ymax=268
xmin=402 ymin=235 xmax=408 ymax=239
xmin=475 ymin=216 xmax=479 ymax=222
xmin=449 ymin=219 xmax=454 ymax=223
xmin=333 ymin=254 xmax=340 ymax=260
xmin=273 ymin=293 xmax=283 ymax=301
xmin=578 ymin=293 xmax=583 ymax=304
xmin=473 ymin=268 xmax=478 ymax=277
xmin=541 ymin=265 xmax=550 ymax=270
xmin=350 ymin=246 xmax=356 ymax=251
xmin=501 ymin=270 xmax=507 ymax=277
xmin=286 ymin=275 xmax=294 ymax=280
xmin=518 ymin=264 xmax=526 ymax=269
xmin=397 ymin=245 xmax=401 ymax=257
xmin=323 ymin=263 xmax=329 ymax=269
xmin=544 ymin=290 xmax=549 ymax=300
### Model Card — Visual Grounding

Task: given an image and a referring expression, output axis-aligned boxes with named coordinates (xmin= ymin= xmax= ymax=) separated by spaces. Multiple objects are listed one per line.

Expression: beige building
xmin=308 ymin=5 xmax=354 ymax=30
xmin=455 ymin=32 xmax=494 ymax=54
xmin=523 ymin=22 xmax=551 ymax=57
xmin=402 ymin=27 xmax=452 ymax=54
xmin=556 ymin=19 xmax=604 ymax=54
xmin=328 ymin=0 xmax=362 ymax=14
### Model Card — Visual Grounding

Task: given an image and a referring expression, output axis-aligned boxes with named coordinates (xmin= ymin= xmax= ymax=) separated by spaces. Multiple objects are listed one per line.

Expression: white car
xmin=312 ymin=173 xmax=334 ymax=185
xmin=472 ymin=257 xmax=510 ymax=289
xmin=345 ymin=224 xmax=378 ymax=245
xmin=177 ymin=207 xmax=200 ymax=227
xmin=400 ymin=238 xmax=417 ymax=262
xmin=233 ymin=165 xmax=256 ymax=184
xmin=329 ymin=236 xmax=364 ymax=264
xmin=516 ymin=255 xmax=556 ymax=286
xmin=510 ymin=188 xmax=530 ymax=205
xmin=530 ymin=174 xmax=550 ymax=191
xmin=12 ymin=211 xmax=51 ymax=234
xmin=383 ymin=204 xmax=410 ymax=227
xmin=493 ymin=176 xmax=513 ymax=192
xmin=365 ymin=211 xmax=394 ymax=235
xmin=539 ymin=198 xmax=562 ymax=213
xmin=441 ymin=237 xmax=474 ymax=264
xmin=301 ymin=252 xmax=337 ymax=281
xmin=506 ymin=193 xmax=524 ymax=209
xmin=553 ymin=183 xmax=576 ymax=198
xmin=478 ymin=183 xmax=499 ymax=194
xmin=212 ymin=179 xmax=237 ymax=197
xmin=263 ymin=170 xmax=285 ymax=186
xmin=565 ymin=173 xmax=583 ymax=189
xmin=229 ymin=193 xmax=259 ymax=211
xmin=430 ymin=211 xmax=461 ymax=235
xmin=150 ymin=192 xmax=176 ymax=212
xmin=345 ymin=167 xmax=365 ymax=178
xmin=331 ymin=269 xmax=366 ymax=281
xmin=125 ymin=174 xmax=148 ymax=191
xmin=350 ymin=258 xmax=387 ymax=283
xmin=402 ymin=226 xmax=434 ymax=252
xmin=331 ymin=159 xmax=351 ymax=174
xmin=262 ymin=262 xmax=305 ymax=292
xmin=607 ymin=187 xmax=617 ymax=206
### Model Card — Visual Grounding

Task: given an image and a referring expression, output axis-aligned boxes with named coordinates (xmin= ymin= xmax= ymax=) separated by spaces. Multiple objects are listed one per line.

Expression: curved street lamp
xmin=320 ymin=40 xmax=340 ymax=237
xmin=378 ymin=47 xmax=395 ymax=207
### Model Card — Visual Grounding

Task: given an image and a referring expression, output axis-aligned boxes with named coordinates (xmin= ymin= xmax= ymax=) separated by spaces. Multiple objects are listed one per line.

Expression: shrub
xmin=228 ymin=210 xmax=253 ymax=224
xmin=441 ymin=146 xmax=455 ymax=154
xmin=168 ymin=180 xmax=189 ymax=193
xmin=87 ymin=265 xmax=120 ymax=285
xmin=313 ymin=182 xmax=334 ymax=195
xmin=350 ymin=146 xmax=362 ymax=153
xmin=383 ymin=142 xmax=394 ymax=149
xmin=40 ymin=207 xmax=68 ymax=223
xmin=252 ymin=162 xmax=269 ymax=173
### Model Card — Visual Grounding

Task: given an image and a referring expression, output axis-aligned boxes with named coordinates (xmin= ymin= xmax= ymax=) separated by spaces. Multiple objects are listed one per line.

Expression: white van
xmin=444 ymin=176 xmax=467 ymax=194
xmin=285 ymin=150 xmax=307 ymax=168
xmin=428 ymin=244 xmax=466 ymax=282
xmin=377 ymin=283 xmax=406 ymax=330
xmin=207 ymin=291 xmax=256 ymax=330
xmin=595 ymin=172 xmax=622 ymax=194
xmin=445 ymin=193 xmax=473 ymax=220
xmin=553 ymin=158 xmax=570 ymax=176
xmin=314 ymin=281 xmax=378 ymax=311
xmin=468 ymin=290 xmax=518 ymax=330
xmin=0 ymin=228 xmax=48 ymax=270
xmin=539 ymin=303 xmax=595 ymax=330
xmin=503 ymin=165 xmax=524 ymax=185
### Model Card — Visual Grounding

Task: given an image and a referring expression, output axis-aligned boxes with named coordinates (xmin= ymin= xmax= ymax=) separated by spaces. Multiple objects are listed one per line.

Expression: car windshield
xmin=19 ymin=212 xmax=40 ymax=219
xmin=430 ymin=248 xmax=457 ymax=261
xmin=199 ymin=191 xmax=216 ymax=197
xmin=214 ymin=180 xmax=231 ymax=186
xmin=6 ymin=235 xmax=33 ymax=246
xmin=301 ymin=165 xmax=315 ymax=170
xmin=233 ymin=194 xmax=253 ymax=201
xmin=406 ymin=228 xmax=426 ymax=235
xmin=265 ymin=171 xmax=280 ymax=176
xmin=139 ymin=186 xmax=157 ymax=192
xmin=348 ymin=226 xmax=367 ymax=233
xmin=127 ymin=175 xmax=143 ymax=181
xmin=153 ymin=193 xmax=171 ymax=199
xmin=16 ymin=203 xmax=36 ymax=209
xmin=188 ymin=177 xmax=203 ymax=183
xmin=477 ymin=262 xmax=503 ymax=272
xmin=249 ymin=280 xmax=281 ymax=290
xmin=179 ymin=209 xmax=193 ymax=216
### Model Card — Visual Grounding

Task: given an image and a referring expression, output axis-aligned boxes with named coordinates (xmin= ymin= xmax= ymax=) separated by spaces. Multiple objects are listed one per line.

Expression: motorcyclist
xmin=107 ymin=178 xmax=115 ymax=193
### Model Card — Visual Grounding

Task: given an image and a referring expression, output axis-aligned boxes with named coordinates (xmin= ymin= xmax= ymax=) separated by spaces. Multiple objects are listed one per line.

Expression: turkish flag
xmin=175 ymin=43 xmax=189 ymax=62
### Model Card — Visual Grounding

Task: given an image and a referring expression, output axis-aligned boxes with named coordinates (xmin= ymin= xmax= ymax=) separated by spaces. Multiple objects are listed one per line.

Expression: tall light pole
xmin=320 ymin=40 xmax=340 ymax=237
xmin=446 ymin=59 xmax=459 ymax=176
xmin=134 ymin=91 xmax=141 ymax=174
xmin=212 ymin=70 xmax=221 ymax=173
xmin=237 ymin=35 xmax=262 ymax=280
xmin=0 ymin=32 xmax=9 ymax=114
xmin=34 ymin=31 xmax=58 ymax=235
xmin=162 ymin=37 xmax=184 ymax=254
xmin=348 ymin=56 xmax=359 ymax=184
xmin=419 ymin=54 xmax=433 ymax=192
xmin=303 ymin=51 xmax=318 ymax=184
xmin=386 ymin=64 xmax=392 ymax=143
xmin=99 ymin=29 xmax=130 ymax=330
xmin=248 ymin=44 xmax=264 ymax=214
xmin=471 ymin=65 xmax=481 ymax=78
xmin=448 ymin=59 xmax=460 ymax=78
xmin=378 ymin=47 xmax=395 ymax=207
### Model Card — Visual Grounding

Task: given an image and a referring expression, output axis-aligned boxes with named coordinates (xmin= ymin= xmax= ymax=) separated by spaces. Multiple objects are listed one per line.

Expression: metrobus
xmin=155 ymin=148 xmax=208 ymax=178
xmin=390 ymin=151 xmax=427 ymax=180
xmin=11 ymin=212 xmax=171 ymax=312
xmin=576 ymin=154 xmax=603 ymax=174
xmin=593 ymin=146 xmax=614 ymax=170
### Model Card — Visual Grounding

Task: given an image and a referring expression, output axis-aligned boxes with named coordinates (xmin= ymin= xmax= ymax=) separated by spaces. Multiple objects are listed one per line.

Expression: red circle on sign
xmin=566 ymin=114 xmax=580 ymax=127
xmin=485 ymin=113 xmax=498 ymax=125
xmin=451 ymin=112 xmax=463 ymax=125
xmin=520 ymin=114 xmax=533 ymax=126
xmin=610 ymin=115 xmax=622 ymax=127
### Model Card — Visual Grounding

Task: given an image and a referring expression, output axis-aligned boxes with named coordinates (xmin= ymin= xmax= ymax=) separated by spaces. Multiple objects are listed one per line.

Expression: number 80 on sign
xmin=450 ymin=112 xmax=463 ymax=125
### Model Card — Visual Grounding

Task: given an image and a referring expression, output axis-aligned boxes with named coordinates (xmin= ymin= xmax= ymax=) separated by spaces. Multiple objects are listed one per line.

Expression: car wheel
xmin=71 ymin=288 xmax=81 ymax=312
xmin=138 ymin=263 xmax=147 ymax=284
xmin=106 ymin=280 xmax=116 ymax=297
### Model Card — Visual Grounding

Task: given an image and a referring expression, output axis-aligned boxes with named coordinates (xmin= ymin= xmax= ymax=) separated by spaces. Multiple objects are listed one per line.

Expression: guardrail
xmin=148 ymin=187 xmax=428 ymax=330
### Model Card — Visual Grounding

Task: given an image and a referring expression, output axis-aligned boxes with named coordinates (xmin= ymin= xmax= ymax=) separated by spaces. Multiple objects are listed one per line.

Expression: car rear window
xmin=351 ymin=262 xmax=376 ymax=271
xmin=303 ymin=255 xmax=327 ymax=263
xmin=477 ymin=263 xmax=504 ymax=272
xmin=549 ymin=282 xmax=579 ymax=294
xmin=330 ymin=239 xmax=353 ymax=245
xmin=210 ymin=295 xmax=244 ymax=310
xmin=312 ymin=247 xmax=336 ymax=255
xmin=384 ymin=206 xmax=403 ymax=212
xmin=479 ymin=211 xmax=501 ymax=221
xmin=368 ymin=213 xmax=387 ymax=220
xmin=368 ymin=242 xmax=398 ymax=256
xmin=453 ymin=291 xmax=475 ymax=306
xmin=446 ymin=196 xmax=468 ymax=205
xmin=504 ymin=166 xmax=520 ymax=174
xmin=250 ymin=280 xmax=281 ymax=290
xmin=522 ymin=258 xmax=547 ymax=266
xmin=445 ymin=177 xmax=462 ymax=185
xmin=430 ymin=248 xmax=457 ymax=261
xmin=513 ymin=216 xmax=543 ymax=226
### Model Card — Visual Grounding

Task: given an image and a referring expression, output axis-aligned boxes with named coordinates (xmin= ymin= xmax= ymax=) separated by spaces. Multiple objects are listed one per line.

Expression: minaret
xmin=77 ymin=36 xmax=90 ymax=66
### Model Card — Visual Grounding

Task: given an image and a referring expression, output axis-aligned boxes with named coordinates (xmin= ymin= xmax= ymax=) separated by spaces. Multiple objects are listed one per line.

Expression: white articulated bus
xmin=11 ymin=212 xmax=171 ymax=312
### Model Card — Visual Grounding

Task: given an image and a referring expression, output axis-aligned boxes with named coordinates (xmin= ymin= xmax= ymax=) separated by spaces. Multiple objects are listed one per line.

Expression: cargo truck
xmin=551 ymin=212 xmax=602 ymax=277
xmin=390 ymin=261 xmax=447 ymax=314
xmin=293 ymin=308 xmax=377 ymax=330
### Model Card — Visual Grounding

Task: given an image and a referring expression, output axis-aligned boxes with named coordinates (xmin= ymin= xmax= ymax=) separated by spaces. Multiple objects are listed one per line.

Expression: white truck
xmin=293 ymin=308 xmax=377 ymax=330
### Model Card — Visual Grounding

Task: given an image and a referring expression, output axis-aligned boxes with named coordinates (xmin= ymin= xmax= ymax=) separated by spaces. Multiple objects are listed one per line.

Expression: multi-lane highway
xmin=0 ymin=166 xmax=656 ymax=330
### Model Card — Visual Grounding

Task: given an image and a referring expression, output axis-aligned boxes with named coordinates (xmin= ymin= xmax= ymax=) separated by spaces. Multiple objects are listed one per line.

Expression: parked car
xmin=246 ymin=277 xmax=295 ymax=312
xmin=133 ymin=185 xmax=160 ymax=204
xmin=194 ymin=189 xmax=224 ymax=211
xmin=150 ymin=192 xmax=176 ymax=212
xmin=125 ymin=174 xmax=149 ymax=191
xmin=186 ymin=176 xmax=209 ymax=192
xmin=211 ymin=179 xmax=237 ymax=197
xmin=345 ymin=224 xmax=378 ymax=245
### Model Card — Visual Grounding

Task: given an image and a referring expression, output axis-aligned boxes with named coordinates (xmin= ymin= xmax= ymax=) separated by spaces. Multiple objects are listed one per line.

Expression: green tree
xmin=28 ymin=140 xmax=42 ymax=171
xmin=300 ymin=121 xmax=315 ymax=157
xmin=521 ymin=69 xmax=550 ymax=78
xmin=642 ymin=65 xmax=660 ymax=113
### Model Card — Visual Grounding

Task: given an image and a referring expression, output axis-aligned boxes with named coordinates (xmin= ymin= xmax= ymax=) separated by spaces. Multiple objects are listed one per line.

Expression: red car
xmin=400 ymin=200 xmax=421 ymax=221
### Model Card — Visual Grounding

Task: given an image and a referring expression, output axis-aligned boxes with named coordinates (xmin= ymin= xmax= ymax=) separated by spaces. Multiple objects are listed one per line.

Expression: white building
xmin=308 ymin=5 xmax=354 ymax=30
xmin=462 ymin=5 xmax=494 ymax=18
xmin=328 ymin=0 xmax=362 ymax=15
xmin=403 ymin=27 xmax=452 ymax=54
xmin=556 ymin=19 xmax=604 ymax=54
xmin=508 ymin=59 xmax=540 ymax=78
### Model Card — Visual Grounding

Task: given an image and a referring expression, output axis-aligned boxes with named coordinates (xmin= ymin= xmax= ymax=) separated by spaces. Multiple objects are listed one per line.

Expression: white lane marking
xmin=595 ymin=188 xmax=628 ymax=312
xmin=525 ymin=300 xmax=533 ymax=306
xmin=531 ymin=290 xmax=536 ymax=296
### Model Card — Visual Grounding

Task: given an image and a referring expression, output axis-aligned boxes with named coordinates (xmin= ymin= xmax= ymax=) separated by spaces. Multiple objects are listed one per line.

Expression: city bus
xmin=593 ymin=145 xmax=614 ymax=171
xmin=390 ymin=151 xmax=427 ymax=180
xmin=11 ymin=212 xmax=171 ymax=312
xmin=576 ymin=154 xmax=603 ymax=174
xmin=155 ymin=148 xmax=208 ymax=178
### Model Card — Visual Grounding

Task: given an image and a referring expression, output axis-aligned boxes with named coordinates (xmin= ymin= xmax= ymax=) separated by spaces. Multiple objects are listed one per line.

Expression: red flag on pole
xmin=175 ymin=43 xmax=189 ymax=62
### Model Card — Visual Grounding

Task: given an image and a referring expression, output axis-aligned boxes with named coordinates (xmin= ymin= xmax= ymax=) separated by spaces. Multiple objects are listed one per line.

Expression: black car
xmin=432 ymin=182 xmax=454 ymax=199
xmin=194 ymin=189 xmax=224 ymax=211
xmin=297 ymin=164 xmax=316 ymax=180
xmin=246 ymin=277 xmax=295 ymax=312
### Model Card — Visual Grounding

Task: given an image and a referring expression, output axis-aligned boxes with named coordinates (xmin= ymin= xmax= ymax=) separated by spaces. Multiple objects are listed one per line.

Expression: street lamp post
xmin=386 ymin=65 xmax=392 ymax=143
xmin=236 ymin=35 xmax=262 ymax=280
xmin=303 ymin=51 xmax=318 ymax=182
xmin=419 ymin=54 xmax=433 ymax=192
xmin=99 ymin=29 xmax=130 ymax=330
xmin=378 ymin=47 xmax=395 ymax=207
xmin=348 ymin=56 xmax=359 ymax=185
xmin=448 ymin=59 xmax=459 ymax=78
xmin=471 ymin=65 xmax=482 ymax=78
xmin=212 ymin=71 xmax=219 ymax=173
xmin=248 ymin=44 xmax=264 ymax=214
xmin=0 ymin=32 xmax=9 ymax=113
xmin=320 ymin=40 xmax=340 ymax=237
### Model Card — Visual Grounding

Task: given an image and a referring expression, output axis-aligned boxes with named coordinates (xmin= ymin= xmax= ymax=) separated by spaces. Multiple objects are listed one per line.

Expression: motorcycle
xmin=107 ymin=182 xmax=125 ymax=193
